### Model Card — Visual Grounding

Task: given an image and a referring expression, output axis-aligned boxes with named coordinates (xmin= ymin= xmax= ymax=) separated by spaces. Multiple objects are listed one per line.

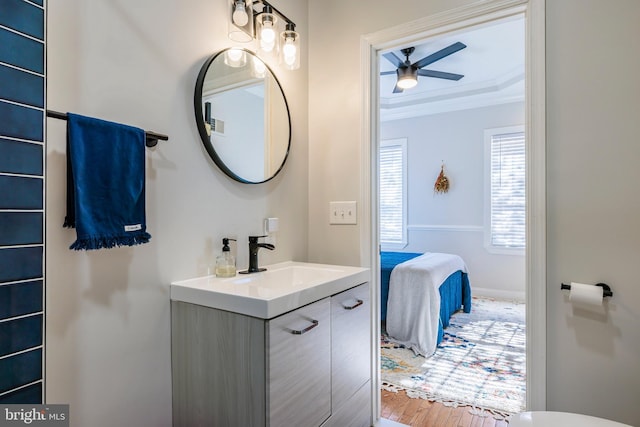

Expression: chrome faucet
xmin=239 ymin=235 xmax=275 ymax=274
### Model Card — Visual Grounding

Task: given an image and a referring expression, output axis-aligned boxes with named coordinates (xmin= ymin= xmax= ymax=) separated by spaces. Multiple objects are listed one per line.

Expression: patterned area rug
xmin=381 ymin=297 xmax=526 ymax=418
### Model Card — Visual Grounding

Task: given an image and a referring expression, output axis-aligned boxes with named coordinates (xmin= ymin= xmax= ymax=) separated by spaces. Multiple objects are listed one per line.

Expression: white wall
xmin=546 ymin=1 xmax=640 ymax=424
xmin=307 ymin=0 xmax=473 ymax=267
xmin=45 ymin=0 xmax=308 ymax=426
xmin=381 ymin=103 xmax=525 ymax=298
xmin=309 ymin=0 xmax=640 ymax=425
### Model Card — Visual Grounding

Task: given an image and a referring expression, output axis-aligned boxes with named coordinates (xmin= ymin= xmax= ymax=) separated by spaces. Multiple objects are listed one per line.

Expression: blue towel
xmin=64 ymin=113 xmax=151 ymax=250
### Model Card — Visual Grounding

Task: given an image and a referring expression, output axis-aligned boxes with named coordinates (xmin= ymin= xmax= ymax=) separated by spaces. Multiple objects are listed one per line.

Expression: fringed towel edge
xmin=70 ymin=232 xmax=151 ymax=251
xmin=63 ymin=217 xmax=75 ymax=229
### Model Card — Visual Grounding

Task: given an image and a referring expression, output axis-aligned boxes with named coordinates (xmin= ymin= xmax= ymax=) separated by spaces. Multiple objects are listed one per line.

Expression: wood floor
xmin=381 ymin=389 xmax=510 ymax=427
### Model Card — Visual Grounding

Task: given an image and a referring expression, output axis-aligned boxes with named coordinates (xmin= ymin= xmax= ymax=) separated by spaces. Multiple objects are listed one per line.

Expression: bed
xmin=381 ymin=251 xmax=471 ymax=357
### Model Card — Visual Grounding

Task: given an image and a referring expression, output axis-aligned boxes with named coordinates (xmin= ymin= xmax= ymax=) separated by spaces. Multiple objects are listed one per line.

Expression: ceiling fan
xmin=381 ymin=42 xmax=467 ymax=93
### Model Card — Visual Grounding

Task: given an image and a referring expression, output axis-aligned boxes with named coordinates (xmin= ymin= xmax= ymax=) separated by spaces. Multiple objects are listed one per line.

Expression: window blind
xmin=490 ymin=132 xmax=526 ymax=248
xmin=379 ymin=142 xmax=405 ymax=244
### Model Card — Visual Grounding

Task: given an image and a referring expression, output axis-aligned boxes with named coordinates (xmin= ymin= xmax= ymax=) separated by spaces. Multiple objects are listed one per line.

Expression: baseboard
xmin=472 ymin=287 xmax=525 ymax=302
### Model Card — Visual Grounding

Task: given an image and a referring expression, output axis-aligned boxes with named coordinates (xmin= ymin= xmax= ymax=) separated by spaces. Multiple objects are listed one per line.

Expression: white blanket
xmin=386 ymin=252 xmax=468 ymax=357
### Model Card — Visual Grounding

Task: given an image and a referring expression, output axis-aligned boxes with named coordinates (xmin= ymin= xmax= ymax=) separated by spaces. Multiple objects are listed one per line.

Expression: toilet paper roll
xmin=569 ymin=282 xmax=604 ymax=306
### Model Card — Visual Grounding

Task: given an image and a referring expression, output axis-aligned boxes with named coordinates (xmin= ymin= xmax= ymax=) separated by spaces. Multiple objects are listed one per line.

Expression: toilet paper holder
xmin=561 ymin=282 xmax=613 ymax=298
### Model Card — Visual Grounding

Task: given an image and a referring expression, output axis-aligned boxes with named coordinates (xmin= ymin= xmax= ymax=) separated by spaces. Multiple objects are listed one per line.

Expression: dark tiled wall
xmin=0 ymin=0 xmax=45 ymax=404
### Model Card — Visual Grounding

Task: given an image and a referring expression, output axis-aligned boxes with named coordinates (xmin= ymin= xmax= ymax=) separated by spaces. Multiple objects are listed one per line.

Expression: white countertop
xmin=170 ymin=261 xmax=370 ymax=319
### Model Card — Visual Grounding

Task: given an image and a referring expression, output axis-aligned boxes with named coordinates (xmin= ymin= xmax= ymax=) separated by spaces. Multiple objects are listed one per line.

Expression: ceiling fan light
xmin=396 ymin=67 xmax=418 ymax=89
xmin=397 ymin=76 xmax=417 ymax=89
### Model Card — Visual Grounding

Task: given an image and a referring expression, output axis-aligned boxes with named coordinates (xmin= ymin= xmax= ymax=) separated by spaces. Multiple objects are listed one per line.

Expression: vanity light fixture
xmin=224 ymin=48 xmax=247 ymax=68
xmin=280 ymin=23 xmax=300 ymax=70
xmin=229 ymin=0 xmax=300 ymax=70
xmin=231 ymin=0 xmax=249 ymax=27
xmin=256 ymin=4 xmax=277 ymax=54
xmin=228 ymin=0 xmax=254 ymax=43
xmin=251 ymin=56 xmax=267 ymax=78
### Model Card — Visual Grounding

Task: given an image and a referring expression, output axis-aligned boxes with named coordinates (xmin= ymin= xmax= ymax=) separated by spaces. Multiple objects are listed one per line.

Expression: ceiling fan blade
xmin=380 ymin=70 xmax=397 ymax=76
xmin=392 ymin=83 xmax=404 ymax=94
xmin=412 ymin=42 xmax=467 ymax=69
xmin=417 ymin=69 xmax=464 ymax=80
xmin=382 ymin=51 xmax=405 ymax=68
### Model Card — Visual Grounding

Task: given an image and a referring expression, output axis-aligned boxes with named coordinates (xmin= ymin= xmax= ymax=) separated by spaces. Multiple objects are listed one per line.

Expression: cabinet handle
xmin=342 ymin=299 xmax=363 ymax=310
xmin=291 ymin=320 xmax=319 ymax=335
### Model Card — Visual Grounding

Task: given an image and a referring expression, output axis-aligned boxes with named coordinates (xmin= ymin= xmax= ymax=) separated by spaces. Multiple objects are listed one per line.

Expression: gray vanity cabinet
xmin=171 ymin=283 xmax=370 ymax=427
xmin=171 ymin=300 xmax=267 ymax=427
xmin=172 ymin=298 xmax=331 ymax=427
xmin=323 ymin=282 xmax=372 ymax=427
xmin=267 ymin=298 xmax=331 ymax=427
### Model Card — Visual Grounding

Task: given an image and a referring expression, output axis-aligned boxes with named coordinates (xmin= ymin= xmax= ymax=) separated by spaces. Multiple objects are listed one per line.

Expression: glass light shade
xmin=397 ymin=76 xmax=418 ymax=89
xmin=251 ymin=56 xmax=267 ymax=78
xmin=231 ymin=0 xmax=249 ymax=26
xmin=224 ymin=48 xmax=247 ymax=68
xmin=228 ymin=0 xmax=253 ymax=43
xmin=279 ymin=28 xmax=300 ymax=70
xmin=257 ymin=12 xmax=278 ymax=55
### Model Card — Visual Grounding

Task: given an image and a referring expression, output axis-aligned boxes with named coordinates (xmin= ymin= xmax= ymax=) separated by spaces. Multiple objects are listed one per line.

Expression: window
xmin=379 ymin=139 xmax=407 ymax=248
xmin=484 ymin=127 xmax=525 ymax=253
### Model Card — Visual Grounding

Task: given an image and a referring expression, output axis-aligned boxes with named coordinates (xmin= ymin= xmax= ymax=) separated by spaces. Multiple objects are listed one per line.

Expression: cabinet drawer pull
xmin=291 ymin=320 xmax=319 ymax=335
xmin=342 ymin=299 xmax=363 ymax=310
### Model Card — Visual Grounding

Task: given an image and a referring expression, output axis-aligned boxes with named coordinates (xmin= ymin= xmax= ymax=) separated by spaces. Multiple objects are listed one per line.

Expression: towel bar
xmin=46 ymin=110 xmax=169 ymax=147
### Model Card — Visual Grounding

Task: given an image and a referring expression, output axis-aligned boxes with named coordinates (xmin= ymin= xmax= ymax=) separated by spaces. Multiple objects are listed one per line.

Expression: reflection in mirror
xmin=195 ymin=48 xmax=291 ymax=184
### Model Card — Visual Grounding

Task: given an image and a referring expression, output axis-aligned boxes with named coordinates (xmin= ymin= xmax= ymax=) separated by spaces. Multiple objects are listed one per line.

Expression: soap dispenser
xmin=215 ymin=238 xmax=236 ymax=278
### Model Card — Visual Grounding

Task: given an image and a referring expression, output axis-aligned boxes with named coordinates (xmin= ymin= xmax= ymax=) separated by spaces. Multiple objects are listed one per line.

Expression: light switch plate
xmin=329 ymin=201 xmax=357 ymax=225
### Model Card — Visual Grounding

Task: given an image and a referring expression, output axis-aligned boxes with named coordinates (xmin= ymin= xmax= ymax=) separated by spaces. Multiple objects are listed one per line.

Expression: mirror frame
xmin=194 ymin=48 xmax=292 ymax=184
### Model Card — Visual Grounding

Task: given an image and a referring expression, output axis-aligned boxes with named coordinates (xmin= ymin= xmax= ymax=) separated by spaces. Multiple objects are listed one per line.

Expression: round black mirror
xmin=194 ymin=48 xmax=291 ymax=183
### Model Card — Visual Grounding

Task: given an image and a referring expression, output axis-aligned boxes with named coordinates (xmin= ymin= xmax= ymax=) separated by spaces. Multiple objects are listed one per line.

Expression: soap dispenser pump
xmin=215 ymin=238 xmax=236 ymax=278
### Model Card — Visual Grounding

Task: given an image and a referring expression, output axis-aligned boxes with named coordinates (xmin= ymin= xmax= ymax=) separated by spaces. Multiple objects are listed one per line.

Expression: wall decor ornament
xmin=434 ymin=163 xmax=450 ymax=194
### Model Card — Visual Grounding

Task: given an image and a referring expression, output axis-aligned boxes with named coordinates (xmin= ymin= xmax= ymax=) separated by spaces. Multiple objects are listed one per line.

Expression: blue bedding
xmin=381 ymin=251 xmax=471 ymax=344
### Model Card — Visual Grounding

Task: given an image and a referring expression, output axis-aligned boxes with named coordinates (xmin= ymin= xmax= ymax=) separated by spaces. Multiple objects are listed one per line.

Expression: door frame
xmin=359 ymin=0 xmax=546 ymax=422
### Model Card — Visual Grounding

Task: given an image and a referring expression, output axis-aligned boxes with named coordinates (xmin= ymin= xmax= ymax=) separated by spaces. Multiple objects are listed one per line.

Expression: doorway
xmin=360 ymin=0 xmax=546 ymax=423
xmin=379 ymin=14 xmax=527 ymax=421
